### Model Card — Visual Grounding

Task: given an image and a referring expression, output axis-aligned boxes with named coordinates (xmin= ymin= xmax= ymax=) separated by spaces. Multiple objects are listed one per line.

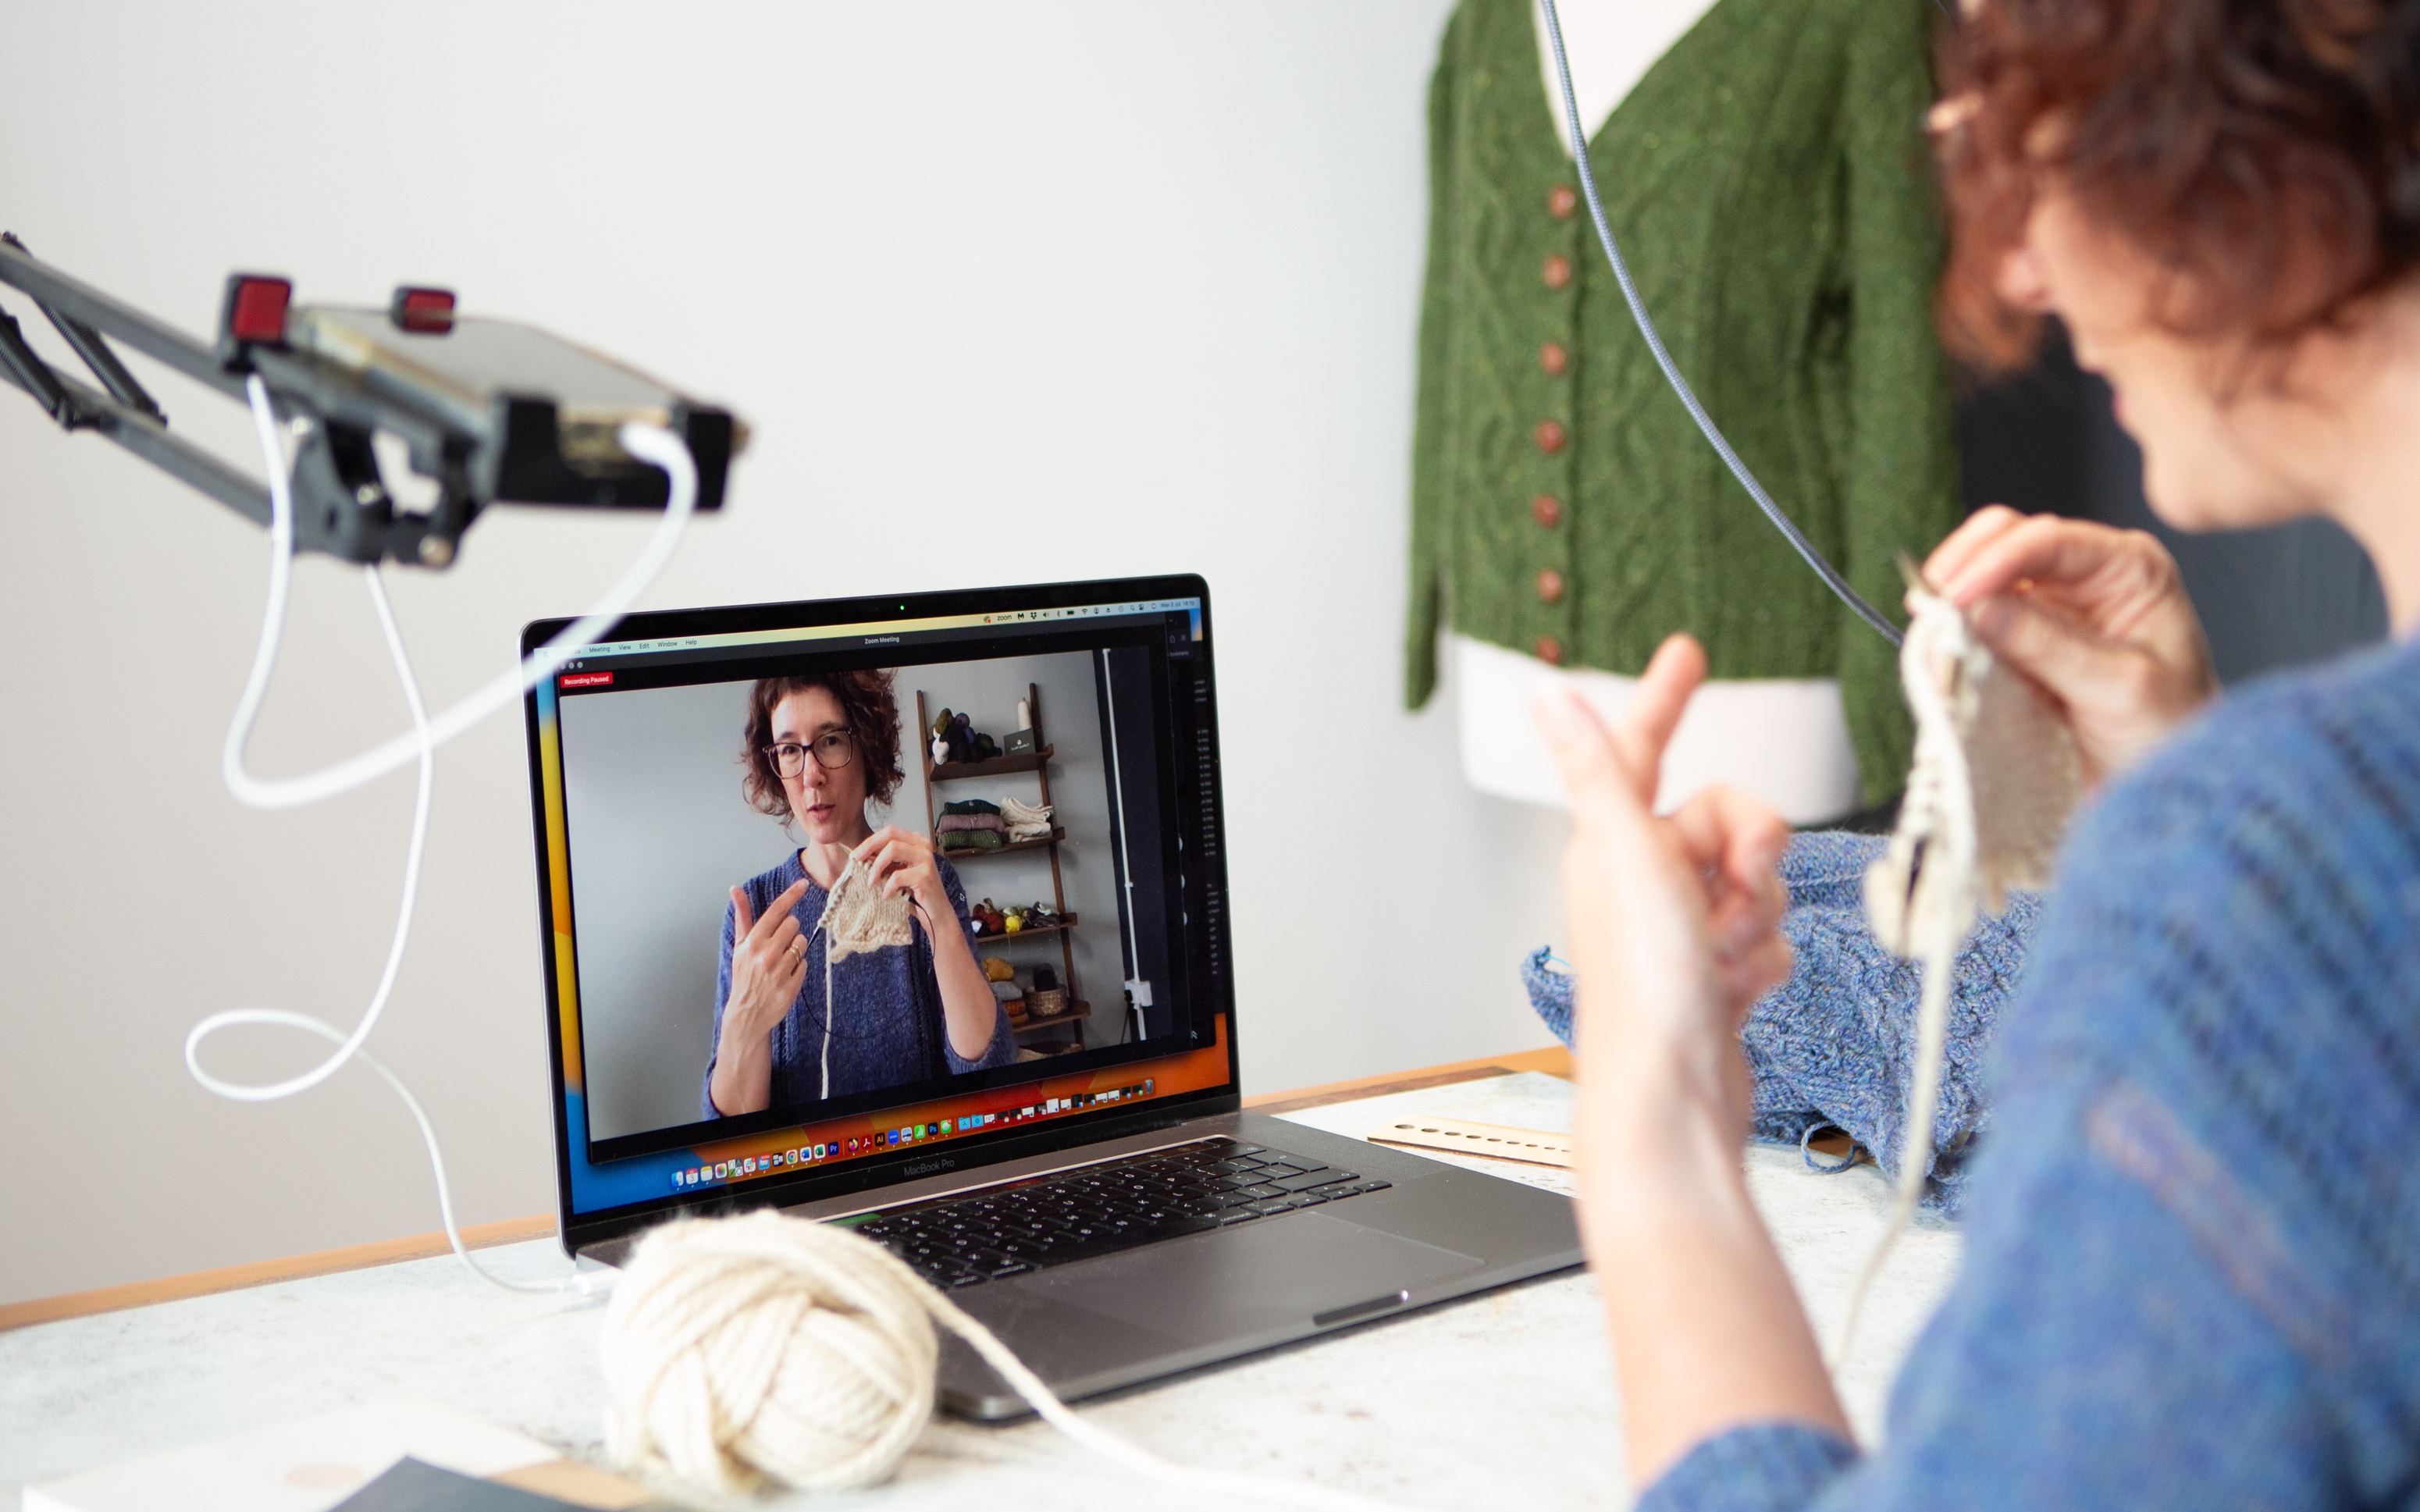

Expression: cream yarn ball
xmin=596 ymin=1208 xmax=1400 ymax=1510
xmin=599 ymin=1209 xmax=940 ymax=1492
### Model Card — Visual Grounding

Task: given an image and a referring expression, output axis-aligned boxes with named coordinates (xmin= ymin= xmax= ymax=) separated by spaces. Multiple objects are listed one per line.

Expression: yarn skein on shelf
xmin=598 ymin=1209 xmax=1404 ymax=1508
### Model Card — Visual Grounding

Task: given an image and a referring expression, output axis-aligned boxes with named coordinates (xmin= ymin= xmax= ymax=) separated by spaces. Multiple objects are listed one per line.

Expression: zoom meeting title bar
xmin=574 ymin=596 xmax=1202 ymax=661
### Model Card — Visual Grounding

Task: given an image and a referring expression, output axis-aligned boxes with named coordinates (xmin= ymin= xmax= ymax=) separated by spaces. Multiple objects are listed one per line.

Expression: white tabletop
xmin=1 ymin=1073 xmax=1960 ymax=1510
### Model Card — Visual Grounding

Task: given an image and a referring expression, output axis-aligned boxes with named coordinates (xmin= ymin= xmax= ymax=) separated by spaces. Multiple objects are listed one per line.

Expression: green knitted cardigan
xmin=1404 ymin=0 xmax=1961 ymax=803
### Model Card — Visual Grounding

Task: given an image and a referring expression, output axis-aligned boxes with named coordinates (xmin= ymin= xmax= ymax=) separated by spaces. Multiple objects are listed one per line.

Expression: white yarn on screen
xmin=600 ymin=1209 xmax=1407 ymax=1508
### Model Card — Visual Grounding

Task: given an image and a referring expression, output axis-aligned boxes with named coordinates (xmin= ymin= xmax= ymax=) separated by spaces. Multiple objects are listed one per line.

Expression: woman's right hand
xmin=708 ymin=879 xmax=810 ymax=1117
xmin=722 ymin=879 xmax=810 ymax=1044
xmin=1924 ymin=505 xmax=2217 ymax=787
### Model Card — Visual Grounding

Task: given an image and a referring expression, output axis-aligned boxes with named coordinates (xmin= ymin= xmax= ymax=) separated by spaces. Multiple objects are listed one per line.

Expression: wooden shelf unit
xmin=938 ymin=827 xmax=1065 ymax=861
xmin=969 ymin=914 xmax=1077 ymax=945
xmin=1009 ymin=998 xmax=1092 ymax=1038
xmin=917 ymin=681 xmax=1086 ymax=1051
xmin=925 ymin=747 xmax=1055 ymax=782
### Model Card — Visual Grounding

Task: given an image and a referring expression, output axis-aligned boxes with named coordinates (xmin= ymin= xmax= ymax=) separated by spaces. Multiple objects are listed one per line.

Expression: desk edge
xmin=0 ymin=1214 xmax=558 ymax=1332
xmin=3 ymin=1047 xmax=1572 ymax=1332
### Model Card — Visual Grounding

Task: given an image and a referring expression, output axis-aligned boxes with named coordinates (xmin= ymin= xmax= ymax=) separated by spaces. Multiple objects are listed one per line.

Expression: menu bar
xmin=577 ymin=598 xmax=1202 ymax=663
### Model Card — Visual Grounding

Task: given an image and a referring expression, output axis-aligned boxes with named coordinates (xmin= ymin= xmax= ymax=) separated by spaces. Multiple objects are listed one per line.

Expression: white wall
xmin=0 ymin=0 xmax=1571 ymax=1307
xmin=556 ymin=678 xmax=779 ymax=1143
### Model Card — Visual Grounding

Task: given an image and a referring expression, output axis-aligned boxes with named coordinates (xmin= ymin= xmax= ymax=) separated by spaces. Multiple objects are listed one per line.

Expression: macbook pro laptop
xmin=518 ymin=573 xmax=1582 ymax=1416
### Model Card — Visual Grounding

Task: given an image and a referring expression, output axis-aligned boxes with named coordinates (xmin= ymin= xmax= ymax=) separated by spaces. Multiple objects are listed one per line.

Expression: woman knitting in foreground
xmin=1550 ymin=0 xmax=2420 ymax=1506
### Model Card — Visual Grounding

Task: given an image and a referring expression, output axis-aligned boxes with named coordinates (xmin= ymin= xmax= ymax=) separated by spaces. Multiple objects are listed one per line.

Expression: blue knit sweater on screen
xmin=1642 ymin=637 xmax=2420 ymax=1510
xmin=701 ymin=851 xmax=1014 ymax=1117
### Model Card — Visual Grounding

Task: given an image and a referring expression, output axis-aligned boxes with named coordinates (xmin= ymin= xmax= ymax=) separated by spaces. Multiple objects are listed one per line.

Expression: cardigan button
xmin=1536 ymin=568 xmax=1565 ymax=604
xmin=1539 ymin=340 xmax=1569 ymax=376
xmin=1542 ymin=254 xmax=1573 ymax=290
xmin=1534 ymin=635 xmax=1565 ymax=666
xmin=1533 ymin=419 xmax=1566 ymax=454
xmin=1548 ymin=184 xmax=1578 ymax=219
xmin=1532 ymin=493 xmax=1563 ymax=528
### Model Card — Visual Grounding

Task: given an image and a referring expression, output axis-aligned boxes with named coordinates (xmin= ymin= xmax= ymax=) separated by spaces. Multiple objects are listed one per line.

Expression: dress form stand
xmin=1450 ymin=0 xmax=1864 ymax=822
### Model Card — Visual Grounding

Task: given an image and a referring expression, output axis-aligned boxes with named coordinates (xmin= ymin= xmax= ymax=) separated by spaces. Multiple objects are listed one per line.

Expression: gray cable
xmin=1536 ymin=0 xmax=1904 ymax=648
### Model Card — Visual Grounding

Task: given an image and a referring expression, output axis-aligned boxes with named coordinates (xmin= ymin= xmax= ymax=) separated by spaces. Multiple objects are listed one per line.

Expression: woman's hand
xmin=1537 ymin=635 xmax=1794 ymax=1127
xmin=1537 ymin=633 xmax=1848 ymax=1485
xmin=710 ymin=877 xmax=810 ymax=1116
xmin=852 ymin=824 xmax=952 ymax=923
xmin=1924 ymin=505 xmax=2216 ymax=786
xmin=853 ymin=825 xmax=1001 ymax=1063
xmin=724 ymin=879 xmax=810 ymax=1039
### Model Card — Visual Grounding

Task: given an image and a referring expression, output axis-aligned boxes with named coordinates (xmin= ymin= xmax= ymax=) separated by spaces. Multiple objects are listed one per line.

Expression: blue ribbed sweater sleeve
xmin=1641 ymin=640 xmax=2420 ymax=1512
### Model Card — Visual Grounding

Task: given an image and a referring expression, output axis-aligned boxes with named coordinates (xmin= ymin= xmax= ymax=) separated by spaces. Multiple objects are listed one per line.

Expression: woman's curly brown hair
xmin=739 ymin=670 xmax=906 ymax=819
xmin=1936 ymin=0 xmax=2420 ymax=371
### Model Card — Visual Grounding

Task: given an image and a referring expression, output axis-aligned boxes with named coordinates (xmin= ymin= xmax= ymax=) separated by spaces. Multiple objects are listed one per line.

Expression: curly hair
xmin=739 ymin=669 xmax=906 ymax=819
xmin=1935 ymin=0 xmax=2420 ymax=372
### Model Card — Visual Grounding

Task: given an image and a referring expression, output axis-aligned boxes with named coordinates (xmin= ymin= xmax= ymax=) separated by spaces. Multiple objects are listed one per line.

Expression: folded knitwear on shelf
xmin=1002 ymin=795 xmax=1055 ymax=842
xmin=989 ymin=980 xmax=1023 ymax=1001
xmin=935 ymin=812 xmax=1007 ymax=834
xmin=940 ymin=799 xmax=1002 ymax=816
xmin=939 ymin=831 xmax=1005 ymax=853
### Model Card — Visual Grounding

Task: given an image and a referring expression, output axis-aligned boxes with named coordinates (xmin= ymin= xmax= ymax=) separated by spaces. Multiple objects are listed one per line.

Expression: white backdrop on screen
xmin=0 ymin=0 xmax=1575 ymax=1306
xmin=557 ymin=680 xmax=774 ymax=1143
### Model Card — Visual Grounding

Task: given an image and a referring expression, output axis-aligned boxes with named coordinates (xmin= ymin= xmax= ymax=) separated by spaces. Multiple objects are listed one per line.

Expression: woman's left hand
xmin=853 ymin=824 xmax=952 ymax=926
xmin=1536 ymin=634 xmax=1795 ymax=1131
xmin=855 ymin=824 xmax=1002 ymax=1063
xmin=1539 ymin=635 xmax=1850 ymax=1485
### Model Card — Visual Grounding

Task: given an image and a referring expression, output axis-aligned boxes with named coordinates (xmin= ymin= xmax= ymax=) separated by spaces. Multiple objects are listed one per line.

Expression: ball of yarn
xmin=598 ymin=1208 xmax=940 ymax=1492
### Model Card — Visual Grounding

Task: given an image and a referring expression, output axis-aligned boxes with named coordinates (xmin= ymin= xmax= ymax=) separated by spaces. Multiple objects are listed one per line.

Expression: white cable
xmin=220 ymin=384 xmax=696 ymax=810
xmin=184 ymin=561 xmax=433 ymax=1104
xmin=187 ymin=555 xmax=594 ymax=1297
xmin=184 ymin=375 xmax=690 ymax=1297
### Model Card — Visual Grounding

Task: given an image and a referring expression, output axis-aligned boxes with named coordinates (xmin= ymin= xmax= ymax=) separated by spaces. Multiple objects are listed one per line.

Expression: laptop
xmin=518 ymin=572 xmax=1582 ymax=1417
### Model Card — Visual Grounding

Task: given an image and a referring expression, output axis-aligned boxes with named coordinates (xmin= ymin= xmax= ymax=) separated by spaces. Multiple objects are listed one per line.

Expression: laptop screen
xmin=521 ymin=575 xmax=1237 ymax=1228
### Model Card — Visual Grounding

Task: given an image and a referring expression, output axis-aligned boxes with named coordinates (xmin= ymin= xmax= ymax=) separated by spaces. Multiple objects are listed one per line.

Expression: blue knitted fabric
xmin=1522 ymin=833 xmax=2040 ymax=1214
xmin=1639 ymin=636 xmax=2420 ymax=1510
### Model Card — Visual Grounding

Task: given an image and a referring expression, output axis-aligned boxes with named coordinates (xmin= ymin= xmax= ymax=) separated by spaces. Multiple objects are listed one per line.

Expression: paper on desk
xmin=21 ymin=1398 xmax=557 ymax=1512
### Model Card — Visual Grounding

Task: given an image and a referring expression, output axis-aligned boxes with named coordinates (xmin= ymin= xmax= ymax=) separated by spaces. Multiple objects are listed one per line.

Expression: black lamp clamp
xmin=0 ymin=232 xmax=738 ymax=567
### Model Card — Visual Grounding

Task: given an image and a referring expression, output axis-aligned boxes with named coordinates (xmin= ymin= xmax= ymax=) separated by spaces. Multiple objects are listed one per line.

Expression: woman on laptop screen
xmin=703 ymin=670 xmax=1014 ymax=1117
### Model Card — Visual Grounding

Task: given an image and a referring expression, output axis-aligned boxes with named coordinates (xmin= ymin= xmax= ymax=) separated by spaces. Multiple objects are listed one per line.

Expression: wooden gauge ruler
xmin=1367 ymin=1116 xmax=1576 ymax=1170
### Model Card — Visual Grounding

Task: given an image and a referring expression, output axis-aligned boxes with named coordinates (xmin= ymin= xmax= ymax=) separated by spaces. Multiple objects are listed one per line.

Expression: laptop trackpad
xmin=1010 ymin=1211 xmax=1485 ymax=1344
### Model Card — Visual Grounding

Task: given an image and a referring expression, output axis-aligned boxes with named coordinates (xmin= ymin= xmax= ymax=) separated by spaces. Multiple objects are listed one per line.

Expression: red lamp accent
xmin=224 ymin=276 xmax=291 ymax=345
xmin=390 ymin=286 xmax=456 ymax=334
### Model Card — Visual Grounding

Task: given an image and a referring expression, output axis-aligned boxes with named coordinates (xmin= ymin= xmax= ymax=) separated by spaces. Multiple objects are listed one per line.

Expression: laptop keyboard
xmin=848 ymin=1137 xmax=1392 ymax=1290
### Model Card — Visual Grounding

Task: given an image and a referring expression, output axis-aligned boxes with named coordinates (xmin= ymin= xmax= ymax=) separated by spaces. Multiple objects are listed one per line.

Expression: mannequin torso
xmin=1450 ymin=0 xmax=1863 ymax=821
